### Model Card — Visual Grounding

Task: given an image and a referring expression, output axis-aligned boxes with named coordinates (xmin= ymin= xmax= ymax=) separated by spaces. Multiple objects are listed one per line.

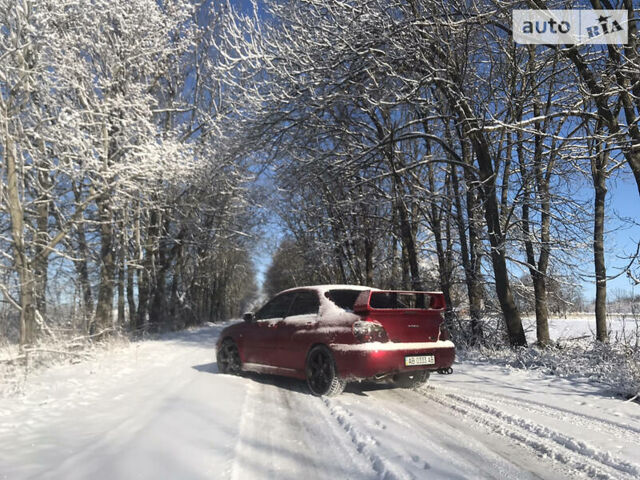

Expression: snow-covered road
xmin=1 ymin=324 xmax=639 ymax=480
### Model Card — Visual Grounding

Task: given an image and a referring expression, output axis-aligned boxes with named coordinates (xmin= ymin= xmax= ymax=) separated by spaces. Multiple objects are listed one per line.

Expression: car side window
xmin=287 ymin=291 xmax=320 ymax=317
xmin=325 ymin=289 xmax=362 ymax=311
xmin=255 ymin=293 xmax=295 ymax=320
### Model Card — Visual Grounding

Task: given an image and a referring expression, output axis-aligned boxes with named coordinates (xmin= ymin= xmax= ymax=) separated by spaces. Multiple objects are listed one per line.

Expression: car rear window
xmin=325 ymin=289 xmax=363 ymax=311
xmin=369 ymin=292 xmax=429 ymax=309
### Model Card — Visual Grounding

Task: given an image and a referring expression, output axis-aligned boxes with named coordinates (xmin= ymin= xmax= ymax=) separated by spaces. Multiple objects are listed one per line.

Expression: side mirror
xmin=243 ymin=312 xmax=255 ymax=322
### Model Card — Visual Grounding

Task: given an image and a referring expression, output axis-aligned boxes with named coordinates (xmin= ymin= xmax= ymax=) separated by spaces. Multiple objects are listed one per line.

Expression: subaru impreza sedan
xmin=216 ymin=285 xmax=455 ymax=396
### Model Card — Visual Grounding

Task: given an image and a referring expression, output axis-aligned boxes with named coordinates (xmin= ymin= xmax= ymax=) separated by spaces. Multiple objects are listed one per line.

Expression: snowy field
xmin=521 ymin=315 xmax=640 ymax=343
xmin=1 ymin=322 xmax=639 ymax=480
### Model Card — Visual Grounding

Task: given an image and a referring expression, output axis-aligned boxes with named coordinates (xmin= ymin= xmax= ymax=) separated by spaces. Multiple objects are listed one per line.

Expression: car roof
xmin=279 ymin=284 xmax=378 ymax=295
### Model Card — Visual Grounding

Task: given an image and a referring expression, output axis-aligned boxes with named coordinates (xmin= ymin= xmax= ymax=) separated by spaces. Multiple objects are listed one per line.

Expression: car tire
xmin=306 ymin=345 xmax=346 ymax=397
xmin=217 ymin=339 xmax=241 ymax=375
xmin=394 ymin=370 xmax=430 ymax=389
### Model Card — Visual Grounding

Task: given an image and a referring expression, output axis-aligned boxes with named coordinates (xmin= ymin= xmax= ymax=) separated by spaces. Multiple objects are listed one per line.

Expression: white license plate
xmin=405 ymin=355 xmax=435 ymax=366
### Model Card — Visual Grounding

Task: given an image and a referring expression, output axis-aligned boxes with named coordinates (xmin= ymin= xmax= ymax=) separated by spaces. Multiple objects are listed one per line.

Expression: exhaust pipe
xmin=437 ymin=367 xmax=453 ymax=375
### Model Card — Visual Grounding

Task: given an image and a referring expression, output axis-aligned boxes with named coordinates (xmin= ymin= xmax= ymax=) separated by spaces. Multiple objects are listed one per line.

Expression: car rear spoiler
xmin=353 ymin=290 xmax=446 ymax=313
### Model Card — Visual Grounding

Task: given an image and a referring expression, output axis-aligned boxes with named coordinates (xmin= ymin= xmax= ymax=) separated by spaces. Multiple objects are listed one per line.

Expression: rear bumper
xmin=330 ymin=340 xmax=455 ymax=380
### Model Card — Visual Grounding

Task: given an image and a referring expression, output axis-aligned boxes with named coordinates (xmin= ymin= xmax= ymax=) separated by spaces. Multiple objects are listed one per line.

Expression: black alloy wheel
xmin=217 ymin=339 xmax=241 ymax=374
xmin=305 ymin=345 xmax=346 ymax=397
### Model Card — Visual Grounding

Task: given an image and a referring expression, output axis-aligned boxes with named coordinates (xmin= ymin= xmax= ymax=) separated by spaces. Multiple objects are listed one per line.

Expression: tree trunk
xmin=4 ymin=131 xmax=37 ymax=346
xmin=390 ymin=154 xmax=422 ymax=290
xmin=518 ymin=130 xmax=552 ymax=347
xmin=389 ymin=207 xmax=401 ymax=290
xmin=34 ymin=168 xmax=50 ymax=320
xmin=433 ymin=76 xmax=525 ymax=346
xmin=127 ymin=261 xmax=136 ymax=330
xmin=168 ymin=242 xmax=182 ymax=329
xmin=131 ymin=200 xmax=142 ymax=331
xmin=474 ymin=136 xmax=527 ymax=347
xmin=94 ymin=195 xmax=115 ymax=333
xmin=138 ymin=208 xmax=160 ymax=329
xmin=428 ymin=162 xmax=453 ymax=310
xmin=73 ymin=183 xmax=93 ymax=332
xmin=137 ymin=268 xmax=150 ymax=330
xmin=462 ymin=155 xmax=485 ymax=341
xmin=452 ymin=154 xmax=484 ymax=343
xmin=393 ymin=185 xmax=411 ymax=290
xmin=149 ymin=217 xmax=171 ymax=332
xmin=532 ymin=272 xmax=550 ymax=345
xmin=117 ymin=225 xmax=126 ymax=328
xmin=364 ymin=236 xmax=374 ymax=286
xmin=592 ymin=149 xmax=608 ymax=342
xmin=370 ymin=107 xmax=422 ymax=290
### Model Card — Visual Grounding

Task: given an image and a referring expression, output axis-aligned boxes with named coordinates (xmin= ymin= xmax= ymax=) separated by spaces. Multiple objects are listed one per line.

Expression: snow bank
xmin=453 ymin=315 xmax=640 ymax=399
xmin=460 ymin=339 xmax=640 ymax=399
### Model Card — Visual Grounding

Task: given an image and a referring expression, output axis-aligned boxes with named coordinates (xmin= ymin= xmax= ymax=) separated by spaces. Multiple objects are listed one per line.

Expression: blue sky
xmin=594 ymin=169 xmax=640 ymax=300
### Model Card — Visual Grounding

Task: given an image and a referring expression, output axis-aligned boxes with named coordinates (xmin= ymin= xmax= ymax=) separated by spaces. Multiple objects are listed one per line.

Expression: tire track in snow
xmin=322 ymin=397 xmax=412 ymax=480
xmin=230 ymin=375 xmax=377 ymax=480
xmin=419 ymin=386 xmax=640 ymax=480
xmin=228 ymin=378 xmax=254 ymax=480
xmin=365 ymin=388 xmax=560 ymax=480
xmin=323 ymin=388 xmax=544 ymax=480
xmin=436 ymin=384 xmax=640 ymax=442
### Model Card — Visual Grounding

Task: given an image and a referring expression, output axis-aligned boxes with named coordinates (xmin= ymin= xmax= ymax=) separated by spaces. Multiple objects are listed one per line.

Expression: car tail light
xmin=352 ymin=320 xmax=389 ymax=343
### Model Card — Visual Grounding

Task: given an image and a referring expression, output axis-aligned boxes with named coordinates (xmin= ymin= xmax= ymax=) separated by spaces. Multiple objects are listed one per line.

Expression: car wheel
xmin=306 ymin=345 xmax=346 ymax=397
xmin=217 ymin=339 xmax=241 ymax=375
xmin=394 ymin=371 xmax=430 ymax=389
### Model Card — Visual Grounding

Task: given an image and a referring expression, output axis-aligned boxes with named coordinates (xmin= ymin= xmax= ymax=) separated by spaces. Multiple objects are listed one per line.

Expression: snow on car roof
xmin=279 ymin=284 xmax=379 ymax=294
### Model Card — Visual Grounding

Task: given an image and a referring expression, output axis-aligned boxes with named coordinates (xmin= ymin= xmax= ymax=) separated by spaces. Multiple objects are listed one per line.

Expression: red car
xmin=216 ymin=285 xmax=455 ymax=396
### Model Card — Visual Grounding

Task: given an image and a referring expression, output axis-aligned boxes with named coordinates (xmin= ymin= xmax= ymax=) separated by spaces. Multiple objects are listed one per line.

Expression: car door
xmin=275 ymin=290 xmax=320 ymax=370
xmin=243 ymin=292 xmax=296 ymax=366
